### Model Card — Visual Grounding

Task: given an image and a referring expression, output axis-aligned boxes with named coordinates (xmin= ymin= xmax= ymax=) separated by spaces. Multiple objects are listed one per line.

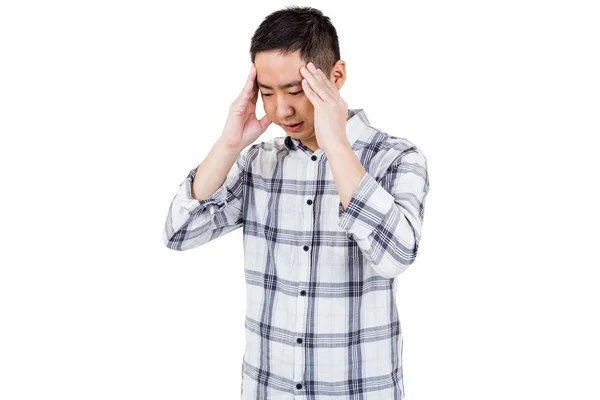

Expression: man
xmin=163 ymin=6 xmax=430 ymax=399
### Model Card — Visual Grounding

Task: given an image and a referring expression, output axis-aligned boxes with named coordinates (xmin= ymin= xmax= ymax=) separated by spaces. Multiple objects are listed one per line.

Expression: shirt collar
xmin=283 ymin=108 xmax=370 ymax=151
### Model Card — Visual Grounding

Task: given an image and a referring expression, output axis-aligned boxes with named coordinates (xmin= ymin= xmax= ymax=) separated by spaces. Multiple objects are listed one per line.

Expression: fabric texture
xmin=163 ymin=109 xmax=430 ymax=399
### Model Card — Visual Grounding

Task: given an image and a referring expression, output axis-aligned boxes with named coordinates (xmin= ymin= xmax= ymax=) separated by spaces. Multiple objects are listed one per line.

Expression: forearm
xmin=326 ymin=141 xmax=366 ymax=210
xmin=192 ymin=139 xmax=242 ymax=201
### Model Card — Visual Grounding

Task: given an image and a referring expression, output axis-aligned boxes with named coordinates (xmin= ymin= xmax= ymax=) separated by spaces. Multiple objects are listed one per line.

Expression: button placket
xmin=293 ymin=153 xmax=318 ymax=386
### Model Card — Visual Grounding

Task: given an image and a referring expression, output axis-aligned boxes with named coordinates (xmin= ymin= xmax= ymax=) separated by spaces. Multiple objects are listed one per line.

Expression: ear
xmin=329 ymin=60 xmax=347 ymax=90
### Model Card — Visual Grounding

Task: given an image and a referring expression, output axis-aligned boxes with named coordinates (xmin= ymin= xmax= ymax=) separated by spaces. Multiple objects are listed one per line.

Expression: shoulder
xmin=362 ymin=125 xmax=428 ymax=171
xmin=361 ymin=129 xmax=430 ymax=192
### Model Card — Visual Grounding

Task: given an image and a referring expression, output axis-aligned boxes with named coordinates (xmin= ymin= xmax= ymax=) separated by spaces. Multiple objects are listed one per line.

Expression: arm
xmin=335 ymin=146 xmax=430 ymax=279
xmin=163 ymin=63 xmax=271 ymax=251
xmin=192 ymin=138 xmax=243 ymax=201
xmin=163 ymin=139 xmax=253 ymax=251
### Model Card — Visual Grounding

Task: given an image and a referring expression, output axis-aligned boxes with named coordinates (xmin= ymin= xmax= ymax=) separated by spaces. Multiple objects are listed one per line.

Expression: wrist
xmin=323 ymin=138 xmax=351 ymax=156
xmin=215 ymin=137 xmax=243 ymax=155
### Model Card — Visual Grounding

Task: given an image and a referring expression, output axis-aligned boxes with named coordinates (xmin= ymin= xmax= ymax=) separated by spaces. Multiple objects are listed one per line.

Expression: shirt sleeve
xmin=337 ymin=146 xmax=430 ymax=279
xmin=163 ymin=145 xmax=251 ymax=251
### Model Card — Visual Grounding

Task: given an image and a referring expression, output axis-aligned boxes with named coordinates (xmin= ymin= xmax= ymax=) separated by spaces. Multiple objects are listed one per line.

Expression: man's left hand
xmin=300 ymin=62 xmax=349 ymax=152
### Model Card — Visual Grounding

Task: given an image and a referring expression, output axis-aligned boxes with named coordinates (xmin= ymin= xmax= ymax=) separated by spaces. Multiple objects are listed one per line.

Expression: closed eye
xmin=262 ymin=91 xmax=304 ymax=97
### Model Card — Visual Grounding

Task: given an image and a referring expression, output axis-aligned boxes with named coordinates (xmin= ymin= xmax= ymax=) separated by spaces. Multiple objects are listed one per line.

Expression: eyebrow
xmin=257 ymin=80 xmax=303 ymax=90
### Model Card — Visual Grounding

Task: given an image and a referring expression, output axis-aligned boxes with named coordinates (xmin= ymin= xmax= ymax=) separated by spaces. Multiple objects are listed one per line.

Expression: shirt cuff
xmin=338 ymin=172 xmax=395 ymax=239
xmin=182 ymin=167 xmax=229 ymax=213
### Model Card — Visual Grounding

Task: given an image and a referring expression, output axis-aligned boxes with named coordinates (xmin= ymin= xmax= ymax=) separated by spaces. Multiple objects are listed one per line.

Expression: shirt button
xmin=296 ymin=383 xmax=303 ymax=390
xmin=300 ymin=290 xmax=306 ymax=296
xmin=303 ymin=245 xmax=309 ymax=251
xmin=297 ymin=338 xmax=303 ymax=344
xmin=306 ymin=199 xmax=313 ymax=205
xmin=311 ymin=155 xmax=317 ymax=161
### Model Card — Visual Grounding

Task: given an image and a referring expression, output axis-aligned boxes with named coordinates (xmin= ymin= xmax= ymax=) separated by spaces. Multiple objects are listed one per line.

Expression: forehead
xmin=255 ymin=50 xmax=305 ymax=83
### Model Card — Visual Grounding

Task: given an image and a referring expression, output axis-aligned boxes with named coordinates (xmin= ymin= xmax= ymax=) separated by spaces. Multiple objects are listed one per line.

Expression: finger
xmin=239 ymin=65 xmax=257 ymax=102
xmin=259 ymin=114 xmax=272 ymax=131
xmin=300 ymin=65 xmax=326 ymax=100
xmin=250 ymin=84 xmax=259 ymax=105
xmin=316 ymin=68 xmax=340 ymax=97
xmin=301 ymin=63 xmax=333 ymax=101
xmin=301 ymin=78 xmax=321 ymax=105
xmin=313 ymin=68 xmax=339 ymax=101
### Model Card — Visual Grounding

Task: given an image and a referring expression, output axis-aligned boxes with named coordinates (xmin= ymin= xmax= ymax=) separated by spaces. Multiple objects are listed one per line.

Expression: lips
xmin=283 ymin=121 xmax=304 ymax=131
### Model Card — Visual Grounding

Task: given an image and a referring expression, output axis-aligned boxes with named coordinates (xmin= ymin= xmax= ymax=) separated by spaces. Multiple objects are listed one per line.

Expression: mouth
xmin=283 ymin=121 xmax=304 ymax=131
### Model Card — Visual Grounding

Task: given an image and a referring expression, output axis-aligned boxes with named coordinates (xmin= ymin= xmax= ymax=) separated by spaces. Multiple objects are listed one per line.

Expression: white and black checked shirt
xmin=163 ymin=109 xmax=430 ymax=399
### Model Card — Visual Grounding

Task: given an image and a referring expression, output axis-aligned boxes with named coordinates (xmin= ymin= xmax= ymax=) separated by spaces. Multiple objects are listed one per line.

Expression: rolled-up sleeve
xmin=338 ymin=147 xmax=430 ymax=278
xmin=163 ymin=146 xmax=252 ymax=251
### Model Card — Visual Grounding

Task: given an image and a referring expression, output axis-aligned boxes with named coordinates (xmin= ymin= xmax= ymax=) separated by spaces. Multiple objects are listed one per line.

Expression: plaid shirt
xmin=163 ymin=108 xmax=430 ymax=399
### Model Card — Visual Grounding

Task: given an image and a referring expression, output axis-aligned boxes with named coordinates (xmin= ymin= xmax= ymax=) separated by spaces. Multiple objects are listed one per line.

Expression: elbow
xmin=370 ymin=259 xmax=411 ymax=279
xmin=163 ymin=226 xmax=189 ymax=251
xmin=378 ymin=218 xmax=423 ymax=278
xmin=368 ymin=242 xmax=420 ymax=279
xmin=162 ymin=225 xmax=211 ymax=251
xmin=163 ymin=233 xmax=184 ymax=251
xmin=164 ymin=239 xmax=185 ymax=251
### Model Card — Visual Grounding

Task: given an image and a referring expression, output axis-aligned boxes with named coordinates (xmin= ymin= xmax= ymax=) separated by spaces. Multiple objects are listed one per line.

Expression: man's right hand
xmin=220 ymin=64 xmax=272 ymax=152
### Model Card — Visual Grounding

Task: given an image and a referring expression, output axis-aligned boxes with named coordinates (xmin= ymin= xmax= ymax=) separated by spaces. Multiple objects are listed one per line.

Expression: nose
xmin=275 ymin=98 xmax=294 ymax=121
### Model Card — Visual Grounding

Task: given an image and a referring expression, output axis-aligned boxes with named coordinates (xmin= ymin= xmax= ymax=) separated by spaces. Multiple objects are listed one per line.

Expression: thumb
xmin=259 ymin=114 xmax=272 ymax=131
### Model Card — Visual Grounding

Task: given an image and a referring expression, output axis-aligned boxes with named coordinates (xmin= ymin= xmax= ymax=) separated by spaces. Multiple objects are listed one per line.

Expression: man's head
xmin=250 ymin=6 xmax=347 ymax=149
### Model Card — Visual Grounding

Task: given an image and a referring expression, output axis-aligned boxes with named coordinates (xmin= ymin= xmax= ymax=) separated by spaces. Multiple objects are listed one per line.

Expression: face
xmin=254 ymin=50 xmax=345 ymax=150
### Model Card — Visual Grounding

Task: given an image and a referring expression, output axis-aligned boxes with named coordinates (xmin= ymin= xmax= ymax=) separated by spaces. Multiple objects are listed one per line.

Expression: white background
xmin=1 ymin=0 xmax=599 ymax=399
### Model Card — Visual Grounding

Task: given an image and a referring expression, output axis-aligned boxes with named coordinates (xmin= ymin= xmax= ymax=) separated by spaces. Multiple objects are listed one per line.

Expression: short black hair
xmin=250 ymin=6 xmax=341 ymax=76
